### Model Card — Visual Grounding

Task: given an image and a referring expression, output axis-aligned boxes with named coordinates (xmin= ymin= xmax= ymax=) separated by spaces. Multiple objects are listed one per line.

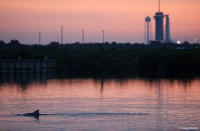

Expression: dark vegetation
xmin=1 ymin=40 xmax=200 ymax=78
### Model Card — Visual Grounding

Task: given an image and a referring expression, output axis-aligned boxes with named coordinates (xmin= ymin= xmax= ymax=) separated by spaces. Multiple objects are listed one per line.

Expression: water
xmin=0 ymin=78 xmax=200 ymax=131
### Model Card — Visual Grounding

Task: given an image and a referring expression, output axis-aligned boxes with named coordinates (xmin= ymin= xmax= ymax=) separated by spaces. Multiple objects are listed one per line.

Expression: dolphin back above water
xmin=17 ymin=110 xmax=40 ymax=118
xmin=17 ymin=110 xmax=150 ymax=119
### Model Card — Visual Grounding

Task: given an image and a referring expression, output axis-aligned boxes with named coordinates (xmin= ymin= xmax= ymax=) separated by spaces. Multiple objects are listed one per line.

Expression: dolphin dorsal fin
xmin=33 ymin=110 xmax=39 ymax=114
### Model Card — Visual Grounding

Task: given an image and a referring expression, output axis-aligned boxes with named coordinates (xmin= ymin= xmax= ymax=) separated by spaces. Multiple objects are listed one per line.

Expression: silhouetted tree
xmin=150 ymin=40 xmax=161 ymax=45
xmin=0 ymin=40 xmax=5 ymax=46
xmin=1 ymin=40 xmax=200 ymax=77
xmin=49 ymin=41 xmax=60 ymax=46
xmin=183 ymin=41 xmax=190 ymax=45
xmin=9 ymin=40 xmax=20 ymax=45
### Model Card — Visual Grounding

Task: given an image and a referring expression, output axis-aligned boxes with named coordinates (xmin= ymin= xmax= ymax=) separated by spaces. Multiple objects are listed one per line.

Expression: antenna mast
xmin=60 ymin=26 xmax=63 ymax=44
xmin=102 ymin=30 xmax=105 ymax=44
xmin=82 ymin=29 xmax=85 ymax=44
xmin=159 ymin=0 xmax=160 ymax=12
xmin=38 ymin=31 xmax=41 ymax=44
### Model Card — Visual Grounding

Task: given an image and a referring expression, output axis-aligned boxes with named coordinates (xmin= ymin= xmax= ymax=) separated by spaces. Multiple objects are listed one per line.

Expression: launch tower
xmin=154 ymin=0 xmax=164 ymax=42
xmin=165 ymin=15 xmax=171 ymax=42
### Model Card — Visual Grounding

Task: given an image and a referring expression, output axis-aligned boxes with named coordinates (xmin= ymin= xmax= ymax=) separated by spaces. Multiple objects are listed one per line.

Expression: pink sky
xmin=0 ymin=0 xmax=200 ymax=44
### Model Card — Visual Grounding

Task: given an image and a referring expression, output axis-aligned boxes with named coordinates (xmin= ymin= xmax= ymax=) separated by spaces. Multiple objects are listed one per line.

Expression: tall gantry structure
xmin=165 ymin=15 xmax=171 ymax=42
xmin=154 ymin=0 xmax=171 ymax=42
xmin=154 ymin=0 xmax=164 ymax=42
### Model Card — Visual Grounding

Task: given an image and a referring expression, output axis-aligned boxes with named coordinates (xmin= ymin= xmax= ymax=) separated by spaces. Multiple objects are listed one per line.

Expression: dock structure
xmin=0 ymin=58 xmax=56 ymax=81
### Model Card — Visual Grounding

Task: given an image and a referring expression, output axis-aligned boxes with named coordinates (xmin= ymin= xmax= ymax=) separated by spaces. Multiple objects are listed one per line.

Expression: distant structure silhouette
xmin=102 ymin=30 xmax=105 ymax=44
xmin=82 ymin=29 xmax=85 ymax=44
xmin=154 ymin=0 xmax=171 ymax=43
xmin=165 ymin=15 xmax=171 ymax=42
xmin=38 ymin=31 xmax=41 ymax=44
xmin=145 ymin=16 xmax=151 ymax=44
xmin=60 ymin=26 xmax=63 ymax=44
xmin=154 ymin=0 xmax=164 ymax=42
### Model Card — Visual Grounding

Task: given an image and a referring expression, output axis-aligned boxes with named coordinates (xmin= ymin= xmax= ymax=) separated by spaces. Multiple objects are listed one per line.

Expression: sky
xmin=0 ymin=0 xmax=200 ymax=44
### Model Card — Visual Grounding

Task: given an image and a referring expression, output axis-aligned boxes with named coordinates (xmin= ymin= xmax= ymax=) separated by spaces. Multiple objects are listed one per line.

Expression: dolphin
xmin=17 ymin=110 xmax=150 ymax=119
xmin=18 ymin=110 xmax=40 ymax=119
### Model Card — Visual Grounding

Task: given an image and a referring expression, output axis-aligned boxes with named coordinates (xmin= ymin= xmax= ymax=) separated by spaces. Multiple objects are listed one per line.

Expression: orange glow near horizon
xmin=0 ymin=0 xmax=200 ymax=43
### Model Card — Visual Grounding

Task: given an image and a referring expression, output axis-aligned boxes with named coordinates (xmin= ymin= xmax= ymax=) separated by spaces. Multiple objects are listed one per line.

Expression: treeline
xmin=1 ymin=40 xmax=200 ymax=78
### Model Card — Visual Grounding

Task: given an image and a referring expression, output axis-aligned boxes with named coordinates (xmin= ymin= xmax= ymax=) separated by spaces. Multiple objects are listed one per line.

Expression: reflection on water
xmin=0 ymin=72 xmax=55 ymax=87
xmin=0 ymin=77 xmax=200 ymax=131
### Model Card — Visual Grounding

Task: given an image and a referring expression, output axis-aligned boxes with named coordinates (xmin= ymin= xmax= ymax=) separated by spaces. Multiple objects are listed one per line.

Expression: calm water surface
xmin=0 ymin=78 xmax=200 ymax=131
